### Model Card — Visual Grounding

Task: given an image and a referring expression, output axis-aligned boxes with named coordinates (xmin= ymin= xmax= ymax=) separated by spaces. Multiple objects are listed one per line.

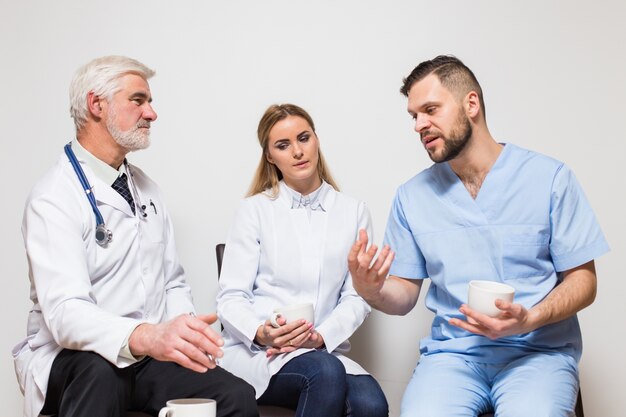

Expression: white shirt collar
xmin=281 ymin=180 xmax=329 ymax=212
xmin=71 ymin=139 xmax=127 ymax=186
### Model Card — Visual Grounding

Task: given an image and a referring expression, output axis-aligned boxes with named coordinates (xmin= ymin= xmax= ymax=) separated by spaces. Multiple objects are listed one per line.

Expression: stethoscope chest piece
xmin=95 ymin=224 xmax=113 ymax=246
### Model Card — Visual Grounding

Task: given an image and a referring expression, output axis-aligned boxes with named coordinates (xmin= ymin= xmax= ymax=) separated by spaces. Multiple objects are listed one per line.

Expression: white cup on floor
xmin=158 ymin=398 xmax=216 ymax=417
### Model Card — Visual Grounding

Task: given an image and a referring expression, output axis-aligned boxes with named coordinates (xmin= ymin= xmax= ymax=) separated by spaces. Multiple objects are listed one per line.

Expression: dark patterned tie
xmin=111 ymin=173 xmax=136 ymax=214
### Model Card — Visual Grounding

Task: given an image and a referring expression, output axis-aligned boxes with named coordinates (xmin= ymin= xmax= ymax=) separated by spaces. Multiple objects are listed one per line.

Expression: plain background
xmin=1 ymin=1 xmax=624 ymax=416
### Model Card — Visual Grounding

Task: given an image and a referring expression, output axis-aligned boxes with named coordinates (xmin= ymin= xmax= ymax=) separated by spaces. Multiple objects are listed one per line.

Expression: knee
xmin=285 ymin=352 xmax=346 ymax=405
xmin=62 ymin=351 xmax=132 ymax=408
xmin=356 ymin=401 xmax=388 ymax=417
xmin=498 ymin=399 xmax=575 ymax=417
xmin=400 ymin=395 xmax=458 ymax=417
xmin=308 ymin=352 xmax=346 ymax=383
xmin=74 ymin=352 xmax=132 ymax=390
xmin=347 ymin=376 xmax=388 ymax=417
xmin=348 ymin=392 xmax=388 ymax=417
xmin=213 ymin=372 xmax=257 ymax=417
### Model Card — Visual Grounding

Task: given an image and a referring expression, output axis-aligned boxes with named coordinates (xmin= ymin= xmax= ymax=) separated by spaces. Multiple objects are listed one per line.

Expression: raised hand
xmin=347 ymin=229 xmax=394 ymax=303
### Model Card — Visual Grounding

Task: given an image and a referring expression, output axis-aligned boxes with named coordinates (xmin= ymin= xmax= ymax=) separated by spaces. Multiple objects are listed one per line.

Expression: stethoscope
xmin=64 ymin=142 xmax=148 ymax=247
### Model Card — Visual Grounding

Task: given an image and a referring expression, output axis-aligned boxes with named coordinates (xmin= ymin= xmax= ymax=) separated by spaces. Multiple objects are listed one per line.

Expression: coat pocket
xmin=502 ymin=231 xmax=550 ymax=279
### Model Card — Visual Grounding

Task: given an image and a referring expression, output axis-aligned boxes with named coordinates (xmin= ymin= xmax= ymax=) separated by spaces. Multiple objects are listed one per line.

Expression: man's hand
xmin=129 ymin=313 xmax=223 ymax=372
xmin=449 ymin=300 xmax=534 ymax=340
xmin=450 ymin=261 xmax=598 ymax=339
xmin=347 ymin=229 xmax=394 ymax=303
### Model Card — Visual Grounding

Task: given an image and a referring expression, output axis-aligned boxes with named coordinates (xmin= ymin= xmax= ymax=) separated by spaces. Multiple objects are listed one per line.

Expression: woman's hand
xmin=264 ymin=329 xmax=324 ymax=357
xmin=255 ymin=316 xmax=319 ymax=357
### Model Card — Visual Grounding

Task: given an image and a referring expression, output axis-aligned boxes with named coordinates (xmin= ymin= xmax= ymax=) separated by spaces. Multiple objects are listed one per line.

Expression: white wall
xmin=1 ymin=1 xmax=624 ymax=416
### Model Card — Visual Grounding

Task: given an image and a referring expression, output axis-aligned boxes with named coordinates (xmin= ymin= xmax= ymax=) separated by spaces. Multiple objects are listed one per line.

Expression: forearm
xmin=315 ymin=294 xmax=370 ymax=352
xmin=254 ymin=325 xmax=268 ymax=346
xmin=527 ymin=261 xmax=597 ymax=330
xmin=128 ymin=322 xmax=154 ymax=356
xmin=367 ymin=276 xmax=422 ymax=316
xmin=164 ymin=285 xmax=195 ymax=319
xmin=48 ymin=300 xmax=141 ymax=363
xmin=217 ymin=293 xmax=263 ymax=348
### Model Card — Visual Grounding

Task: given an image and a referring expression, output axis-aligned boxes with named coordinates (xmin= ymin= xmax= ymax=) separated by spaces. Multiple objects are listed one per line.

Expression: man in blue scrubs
xmin=348 ymin=55 xmax=609 ymax=416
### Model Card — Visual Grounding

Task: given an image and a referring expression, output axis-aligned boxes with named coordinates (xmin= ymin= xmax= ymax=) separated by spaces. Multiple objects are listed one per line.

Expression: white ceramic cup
xmin=158 ymin=398 xmax=216 ymax=417
xmin=270 ymin=302 xmax=314 ymax=328
xmin=468 ymin=280 xmax=515 ymax=317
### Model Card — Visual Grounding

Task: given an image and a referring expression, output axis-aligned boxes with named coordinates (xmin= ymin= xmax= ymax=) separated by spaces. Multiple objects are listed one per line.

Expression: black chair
xmin=215 ymin=244 xmax=295 ymax=417
xmin=215 ymin=243 xmax=226 ymax=277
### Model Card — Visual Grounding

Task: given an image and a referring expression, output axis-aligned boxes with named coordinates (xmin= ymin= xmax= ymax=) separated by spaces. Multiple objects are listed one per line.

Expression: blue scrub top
xmin=384 ymin=143 xmax=609 ymax=363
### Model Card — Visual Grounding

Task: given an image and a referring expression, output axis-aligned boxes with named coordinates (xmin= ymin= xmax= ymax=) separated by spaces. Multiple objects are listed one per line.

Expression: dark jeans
xmin=258 ymin=350 xmax=388 ymax=417
xmin=41 ymin=349 xmax=258 ymax=417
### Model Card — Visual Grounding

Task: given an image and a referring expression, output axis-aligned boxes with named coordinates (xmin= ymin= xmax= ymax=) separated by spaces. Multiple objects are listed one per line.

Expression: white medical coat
xmin=12 ymin=151 xmax=193 ymax=417
xmin=216 ymin=182 xmax=372 ymax=397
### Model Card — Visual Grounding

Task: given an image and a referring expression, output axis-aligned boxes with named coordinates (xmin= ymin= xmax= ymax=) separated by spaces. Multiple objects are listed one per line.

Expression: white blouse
xmin=216 ymin=181 xmax=373 ymax=397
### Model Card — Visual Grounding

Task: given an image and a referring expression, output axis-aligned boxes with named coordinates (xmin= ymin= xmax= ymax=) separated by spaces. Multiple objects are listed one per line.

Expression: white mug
xmin=158 ymin=398 xmax=216 ymax=417
xmin=468 ymin=280 xmax=515 ymax=317
xmin=270 ymin=302 xmax=314 ymax=328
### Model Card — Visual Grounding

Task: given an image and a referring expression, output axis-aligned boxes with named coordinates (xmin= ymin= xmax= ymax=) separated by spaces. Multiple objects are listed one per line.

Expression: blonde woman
xmin=216 ymin=104 xmax=388 ymax=417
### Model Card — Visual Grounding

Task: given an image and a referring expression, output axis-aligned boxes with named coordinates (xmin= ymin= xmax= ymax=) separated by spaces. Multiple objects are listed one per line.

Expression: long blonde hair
xmin=247 ymin=104 xmax=339 ymax=197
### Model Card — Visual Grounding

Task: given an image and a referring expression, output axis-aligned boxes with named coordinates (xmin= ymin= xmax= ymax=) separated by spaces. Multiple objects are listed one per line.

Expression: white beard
xmin=106 ymin=108 xmax=151 ymax=151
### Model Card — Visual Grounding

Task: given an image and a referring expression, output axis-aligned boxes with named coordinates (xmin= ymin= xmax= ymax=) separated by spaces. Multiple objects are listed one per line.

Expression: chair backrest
xmin=575 ymin=388 xmax=584 ymax=417
xmin=216 ymin=243 xmax=226 ymax=278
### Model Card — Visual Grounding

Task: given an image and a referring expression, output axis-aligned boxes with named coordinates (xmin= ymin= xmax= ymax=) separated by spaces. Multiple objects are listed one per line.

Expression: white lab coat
xmin=216 ymin=182 xmax=372 ymax=397
xmin=12 ymin=151 xmax=194 ymax=417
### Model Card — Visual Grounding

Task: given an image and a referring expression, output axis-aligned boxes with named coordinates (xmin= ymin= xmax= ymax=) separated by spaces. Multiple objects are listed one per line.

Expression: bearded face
xmin=421 ymin=108 xmax=473 ymax=163
xmin=106 ymin=103 xmax=151 ymax=152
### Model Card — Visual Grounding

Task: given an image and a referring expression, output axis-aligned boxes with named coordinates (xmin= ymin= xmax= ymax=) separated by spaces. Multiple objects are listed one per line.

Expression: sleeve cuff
xmin=552 ymin=238 xmax=610 ymax=272
xmin=389 ymin=261 xmax=428 ymax=279
xmin=118 ymin=324 xmax=146 ymax=363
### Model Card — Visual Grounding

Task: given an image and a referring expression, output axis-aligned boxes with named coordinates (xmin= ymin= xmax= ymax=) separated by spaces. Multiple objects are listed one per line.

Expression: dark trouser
xmin=41 ymin=349 xmax=258 ymax=417
xmin=258 ymin=350 xmax=388 ymax=417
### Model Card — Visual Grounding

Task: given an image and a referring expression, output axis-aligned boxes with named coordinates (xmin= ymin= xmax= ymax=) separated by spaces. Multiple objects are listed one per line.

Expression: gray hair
xmin=69 ymin=55 xmax=155 ymax=131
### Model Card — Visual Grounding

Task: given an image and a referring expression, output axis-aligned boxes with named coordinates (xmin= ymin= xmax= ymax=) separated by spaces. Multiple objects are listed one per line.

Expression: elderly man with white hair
xmin=12 ymin=56 xmax=258 ymax=417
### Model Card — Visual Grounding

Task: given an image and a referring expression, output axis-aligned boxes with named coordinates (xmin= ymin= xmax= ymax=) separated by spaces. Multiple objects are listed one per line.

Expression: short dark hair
xmin=400 ymin=55 xmax=485 ymax=117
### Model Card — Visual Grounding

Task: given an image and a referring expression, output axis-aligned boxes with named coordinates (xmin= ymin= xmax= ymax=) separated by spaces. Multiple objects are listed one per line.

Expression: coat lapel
xmin=78 ymin=160 xmax=136 ymax=217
